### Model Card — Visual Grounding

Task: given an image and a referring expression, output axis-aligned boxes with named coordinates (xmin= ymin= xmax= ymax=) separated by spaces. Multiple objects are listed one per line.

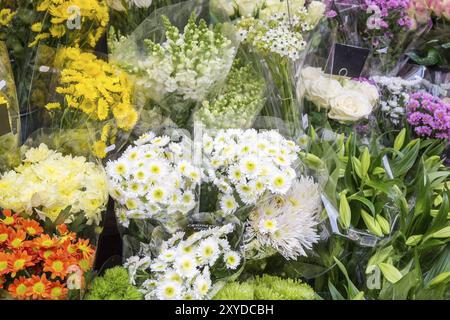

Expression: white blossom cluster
xmin=371 ymin=75 xmax=422 ymax=125
xmin=202 ymin=129 xmax=300 ymax=215
xmin=106 ymin=132 xmax=201 ymax=227
xmin=124 ymin=224 xmax=241 ymax=300
xmin=114 ymin=13 xmax=235 ymax=102
xmin=235 ymin=1 xmax=325 ymax=61
xmin=244 ymin=176 xmax=322 ymax=260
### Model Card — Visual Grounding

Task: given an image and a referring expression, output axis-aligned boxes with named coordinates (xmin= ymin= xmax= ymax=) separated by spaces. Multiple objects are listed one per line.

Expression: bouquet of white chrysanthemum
xmin=194 ymin=55 xmax=266 ymax=130
xmin=244 ymin=176 xmax=322 ymax=261
xmin=110 ymin=0 xmax=237 ymax=128
xmin=201 ymin=128 xmax=301 ymax=217
xmin=106 ymin=130 xmax=202 ymax=232
xmin=124 ymin=223 xmax=242 ymax=300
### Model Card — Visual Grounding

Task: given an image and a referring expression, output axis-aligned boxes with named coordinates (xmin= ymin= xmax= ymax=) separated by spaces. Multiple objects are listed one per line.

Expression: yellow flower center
xmin=203 ymin=246 xmax=213 ymax=257
xmin=13 ymin=259 xmax=25 ymax=270
xmin=164 ymin=286 xmax=175 ymax=298
xmin=52 ymin=260 xmax=64 ymax=272
xmin=26 ymin=227 xmax=37 ymax=235
xmin=33 ymin=282 xmax=45 ymax=294
xmin=3 ymin=217 xmax=14 ymax=225
xmin=274 ymin=176 xmax=285 ymax=187
xmin=51 ymin=287 xmax=62 ymax=298
xmin=0 ymin=261 xmax=7 ymax=271
xmin=42 ymin=239 xmax=54 ymax=247
xmin=11 ymin=238 xmax=22 ymax=248
xmin=0 ymin=233 xmax=8 ymax=242
xmin=150 ymin=165 xmax=161 ymax=174
xmin=16 ymin=284 xmax=27 ymax=296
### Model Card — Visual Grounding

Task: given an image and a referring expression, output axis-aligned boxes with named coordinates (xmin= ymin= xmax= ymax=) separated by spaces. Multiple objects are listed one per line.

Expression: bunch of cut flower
xmin=106 ymin=130 xmax=201 ymax=233
xmin=35 ymin=46 xmax=139 ymax=160
xmin=124 ymin=223 xmax=242 ymax=300
xmin=28 ymin=0 xmax=109 ymax=49
xmin=0 ymin=210 xmax=95 ymax=300
xmin=327 ymin=0 xmax=428 ymax=75
xmin=194 ymin=55 xmax=266 ymax=130
xmin=0 ymin=41 xmax=20 ymax=173
xmin=0 ymin=143 xmax=108 ymax=226
xmin=299 ymin=66 xmax=379 ymax=132
xmin=230 ymin=0 xmax=326 ymax=132
xmin=407 ymin=0 xmax=449 ymax=69
xmin=110 ymin=8 xmax=236 ymax=128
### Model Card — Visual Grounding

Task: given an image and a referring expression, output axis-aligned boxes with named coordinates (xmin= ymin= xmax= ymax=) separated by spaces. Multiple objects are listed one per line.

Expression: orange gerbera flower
xmin=8 ymin=229 xmax=27 ymax=250
xmin=0 ymin=224 xmax=11 ymax=244
xmin=0 ymin=252 xmax=11 ymax=275
xmin=75 ymin=239 xmax=95 ymax=259
xmin=1 ymin=209 xmax=22 ymax=226
xmin=26 ymin=274 xmax=51 ymax=300
xmin=20 ymin=219 xmax=43 ymax=236
xmin=8 ymin=276 xmax=29 ymax=299
xmin=33 ymin=234 xmax=59 ymax=249
xmin=10 ymin=250 xmax=34 ymax=276
xmin=48 ymin=281 xmax=68 ymax=300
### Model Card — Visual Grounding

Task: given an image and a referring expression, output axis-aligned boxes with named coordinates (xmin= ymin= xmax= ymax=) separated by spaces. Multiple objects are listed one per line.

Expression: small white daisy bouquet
xmin=124 ymin=223 xmax=242 ymax=300
xmin=371 ymin=75 xmax=422 ymax=134
xmin=244 ymin=176 xmax=322 ymax=260
xmin=229 ymin=0 xmax=326 ymax=133
xmin=106 ymin=130 xmax=201 ymax=232
xmin=110 ymin=0 xmax=237 ymax=128
xmin=201 ymin=128 xmax=301 ymax=217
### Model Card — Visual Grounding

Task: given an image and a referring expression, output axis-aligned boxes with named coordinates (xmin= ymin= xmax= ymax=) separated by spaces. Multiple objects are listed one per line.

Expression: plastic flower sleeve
xmin=328 ymin=0 xmax=429 ymax=76
xmin=0 ymin=139 xmax=109 ymax=299
xmin=192 ymin=48 xmax=267 ymax=130
xmin=26 ymin=44 xmax=141 ymax=161
xmin=122 ymin=213 xmax=244 ymax=300
xmin=106 ymin=126 xmax=202 ymax=259
xmin=232 ymin=0 xmax=327 ymax=135
xmin=296 ymin=28 xmax=381 ymax=139
xmin=0 ymin=41 xmax=21 ymax=173
xmin=109 ymin=0 xmax=238 ymax=129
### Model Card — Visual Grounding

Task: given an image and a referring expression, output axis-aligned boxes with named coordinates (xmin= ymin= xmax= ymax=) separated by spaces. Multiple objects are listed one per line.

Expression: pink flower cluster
xmin=408 ymin=0 xmax=450 ymax=23
xmin=407 ymin=92 xmax=450 ymax=140
xmin=363 ymin=0 xmax=413 ymax=28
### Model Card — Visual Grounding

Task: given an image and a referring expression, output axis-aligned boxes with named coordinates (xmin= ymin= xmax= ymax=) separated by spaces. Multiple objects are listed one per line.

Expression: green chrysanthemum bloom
xmin=213 ymin=275 xmax=316 ymax=300
xmin=85 ymin=267 xmax=143 ymax=300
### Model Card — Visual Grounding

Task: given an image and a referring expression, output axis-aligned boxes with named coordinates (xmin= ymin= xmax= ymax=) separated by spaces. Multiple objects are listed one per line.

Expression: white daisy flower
xmin=196 ymin=238 xmax=220 ymax=265
xmin=156 ymin=281 xmax=182 ymax=300
xmin=174 ymin=254 xmax=198 ymax=279
xmin=220 ymin=194 xmax=238 ymax=214
xmin=224 ymin=251 xmax=241 ymax=269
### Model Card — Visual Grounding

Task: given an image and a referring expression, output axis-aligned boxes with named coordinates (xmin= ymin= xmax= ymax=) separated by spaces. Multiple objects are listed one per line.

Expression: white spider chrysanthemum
xmin=125 ymin=224 xmax=240 ymax=300
xmin=245 ymin=177 xmax=322 ymax=260
xmin=106 ymin=132 xmax=200 ymax=226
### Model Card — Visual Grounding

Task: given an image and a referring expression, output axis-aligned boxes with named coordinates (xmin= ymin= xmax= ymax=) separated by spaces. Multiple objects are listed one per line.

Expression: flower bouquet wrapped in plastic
xmin=0 ymin=41 xmax=20 ymax=173
xmin=27 ymin=45 xmax=140 ymax=160
xmin=223 ymin=0 xmax=326 ymax=134
xmin=327 ymin=0 xmax=429 ymax=76
xmin=407 ymin=0 xmax=450 ymax=69
xmin=0 ymin=142 xmax=109 ymax=300
xmin=193 ymin=49 xmax=267 ymax=130
xmin=110 ymin=0 xmax=238 ymax=129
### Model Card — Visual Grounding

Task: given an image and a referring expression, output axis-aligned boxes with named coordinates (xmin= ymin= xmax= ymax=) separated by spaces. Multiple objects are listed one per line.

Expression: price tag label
xmin=329 ymin=43 xmax=370 ymax=78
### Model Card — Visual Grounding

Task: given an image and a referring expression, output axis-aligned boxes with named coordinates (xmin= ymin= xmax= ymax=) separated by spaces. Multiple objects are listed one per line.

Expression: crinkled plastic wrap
xmin=329 ymin=0 xmax=430 ymax=76
xmin=296 ymin=29 xmax=381 ymax=140
xmin=0 ymin=138 xmax=110 ymax=300
xmin=26 ymin=44 xmax=141 ymax=162
xmin=109 ymin=0 xmax=238 ymax=129
xmin=0 ymin=41 xmax=20 ymax=173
